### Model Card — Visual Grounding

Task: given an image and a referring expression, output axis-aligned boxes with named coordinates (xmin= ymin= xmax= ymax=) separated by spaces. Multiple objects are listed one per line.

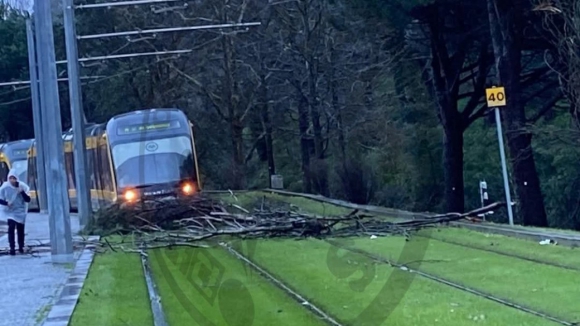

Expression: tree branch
xmin=521 ymin=80 xmax=559 ymax=105
xmin=169 ymin=64 xmax=227 ymax=121
xmin=528 ymin=92 xmax=564 ymax=124
xmin=461 ymin=44 xmax=491 ymax=128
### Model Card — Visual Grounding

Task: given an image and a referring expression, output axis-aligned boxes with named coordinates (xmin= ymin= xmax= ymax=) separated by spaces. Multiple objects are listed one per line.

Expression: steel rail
xmin=326 ymin=239 xmax=577 ymax=326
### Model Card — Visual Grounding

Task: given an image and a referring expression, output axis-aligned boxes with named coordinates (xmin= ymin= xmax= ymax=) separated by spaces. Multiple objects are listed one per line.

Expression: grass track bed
xmin=69 ymin=250 xmax=153 ymax=326
xmin=216 ymin=192 xmax=579 ymax=269
xmin=233 ymin=238 xmax=559 ymax=326
xmin=419 ymin=228 xmax=580 ymax=270
xmin=148 ymin=246 xmax=325 ymax=326
xmin=348 ymin=235 xmax=580 ymax=322
xmin=214 ymin=192 xmax=353 ymax=216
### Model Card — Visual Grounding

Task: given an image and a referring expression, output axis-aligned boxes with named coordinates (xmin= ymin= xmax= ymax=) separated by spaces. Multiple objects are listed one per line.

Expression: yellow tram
xmin=27 ymin=108 xmax=202 ymax=212
xmin=0 ymin=139 xmax=34 ymax=183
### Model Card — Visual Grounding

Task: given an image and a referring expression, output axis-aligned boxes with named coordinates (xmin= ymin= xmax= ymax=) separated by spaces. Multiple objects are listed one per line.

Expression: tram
xmin=108 ymin=108 xmax=202 ymax=203
xmin=0 ymin=139 xmax=34 ymax=183
xmin=26 ymin=124 xmax=113 ymax=211
xmin=27 ymin=108 xmax=202 ymax=211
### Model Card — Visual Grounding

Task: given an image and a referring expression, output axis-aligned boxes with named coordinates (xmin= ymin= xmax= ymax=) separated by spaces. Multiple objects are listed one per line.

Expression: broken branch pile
xmin=87 ymin=195 xmax=505 ymax=244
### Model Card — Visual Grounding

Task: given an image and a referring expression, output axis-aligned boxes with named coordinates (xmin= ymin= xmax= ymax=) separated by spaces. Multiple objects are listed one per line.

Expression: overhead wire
xmin=0 ymin=0 xmax=256 ymax=106
xmin=0 ymin=28 xmax=226 ymax=105
xmin=0 ymin=53 xmax=183 ymax=106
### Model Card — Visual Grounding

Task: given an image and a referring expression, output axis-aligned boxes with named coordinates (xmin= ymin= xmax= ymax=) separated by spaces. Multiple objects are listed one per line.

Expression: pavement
xmin=0 ymin=213 xmax=84 ymax=326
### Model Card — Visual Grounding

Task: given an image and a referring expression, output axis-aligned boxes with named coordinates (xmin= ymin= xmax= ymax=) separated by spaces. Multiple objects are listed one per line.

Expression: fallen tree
xmin=85 ymin=195 xmax=505 ymax=250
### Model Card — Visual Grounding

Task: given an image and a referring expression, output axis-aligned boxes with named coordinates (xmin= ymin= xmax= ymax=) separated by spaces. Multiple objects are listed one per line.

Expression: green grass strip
xmin=236 ymin=238 xmax=559 ymax=326
xmin=217 ymin=191 xmax=579 ymax=267
xmin=350 ymin=235 xmax=580 ymax=321
xmin=148 ymin=246 xmax=326 ymax=326
xmin=69 ymin=250 xmax=154 ymax=326
xmin=420 ymin=227 xmax=580 ymax=270
xmin=213 ymin=192 xmax=353 ymax=216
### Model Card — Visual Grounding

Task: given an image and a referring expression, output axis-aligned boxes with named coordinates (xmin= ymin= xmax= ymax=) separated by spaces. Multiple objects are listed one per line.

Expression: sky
xmin=2 ymin=0 xmax=33 ymax=12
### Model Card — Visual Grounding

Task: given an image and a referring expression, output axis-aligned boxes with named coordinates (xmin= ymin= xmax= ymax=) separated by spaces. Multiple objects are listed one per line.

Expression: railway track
xmin=220 ymin=242 xmax=344 ymax=326
xmin=413 ymin=233 xmax=580 ymax=272
xmin=325 ymin=239 xmax=578 ymax=326
xmin=451 ymin=221 xmax=580 ymax=247
xmin=203 ymin=189 xmax=580 ymax=324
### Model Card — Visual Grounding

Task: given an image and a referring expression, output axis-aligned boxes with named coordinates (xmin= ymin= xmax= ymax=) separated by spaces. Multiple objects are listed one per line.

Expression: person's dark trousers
xmin=7 ymin=218 xmax=25 ymax=255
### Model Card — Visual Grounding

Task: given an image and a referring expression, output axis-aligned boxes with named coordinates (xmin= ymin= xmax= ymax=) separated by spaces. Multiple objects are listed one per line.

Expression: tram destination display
xmin=117 ymin=120 xmax=181 ymax=135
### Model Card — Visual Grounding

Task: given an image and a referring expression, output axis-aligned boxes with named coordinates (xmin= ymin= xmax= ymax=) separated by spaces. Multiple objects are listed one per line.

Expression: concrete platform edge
xmin=41 ymin=235 xmax=100 ymax=326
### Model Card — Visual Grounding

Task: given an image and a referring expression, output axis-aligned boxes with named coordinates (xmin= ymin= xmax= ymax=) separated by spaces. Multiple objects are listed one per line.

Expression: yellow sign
xmin=486 ymin=86 xmax=506 ymax=107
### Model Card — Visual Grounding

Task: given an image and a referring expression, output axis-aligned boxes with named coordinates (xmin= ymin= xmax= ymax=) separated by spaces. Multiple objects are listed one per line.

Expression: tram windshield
xmin=112 ymin=136 xmax=196 ymax=189
xmin=11 ymin=160 xmax=28 ymax=183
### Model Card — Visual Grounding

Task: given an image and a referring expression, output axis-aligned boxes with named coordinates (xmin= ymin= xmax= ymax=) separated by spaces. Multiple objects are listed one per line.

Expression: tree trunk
xmin=487 ymin=0 xmax=548 ymax=226
xmin=307 ymin=61 xmax=329 ymax=196
xmin=222 ymin=28 xmax=245 ymax=189
xmin=260 ymin=75 xmax=275 ymax=185
xmin=329 ymin=47 xmax=346 ymax=160
xmin=298 ymin=97 xmax=312 ymax=193
xmin=424 ymin=11 xmax=469 ymax=214
xmin=230 ymin=119 xmax=246 ymax=189
xmin=442 ymin=116 xmax=465 ymax=213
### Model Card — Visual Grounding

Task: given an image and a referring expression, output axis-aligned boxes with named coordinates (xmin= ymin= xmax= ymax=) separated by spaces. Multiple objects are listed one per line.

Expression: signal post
xmin=485 ymin=86 xmax=514 ymax=226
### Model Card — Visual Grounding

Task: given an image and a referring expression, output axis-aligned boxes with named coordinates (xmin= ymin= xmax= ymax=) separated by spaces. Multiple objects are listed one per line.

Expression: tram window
xmin=65 ymin=151 xmax=76 ymax=189
xmin=0 ymin=162 xmax=9 ymax=182
xmin=98 ymin=144 xmax=106 ymax=191
xmin=27 ymin=157 xmax=36 ymax=191
xmin=86 ymin=148 xmax=96 ymax=189
xmin=99 ymin=144 xmax=112 ymax=192
xmin=180 ymin=153 xmax=196 ymax=178
xmin=93 ymin=147 xmax=103 ymax=193
xmin=116 ymin=153 xmax=193 ymax=189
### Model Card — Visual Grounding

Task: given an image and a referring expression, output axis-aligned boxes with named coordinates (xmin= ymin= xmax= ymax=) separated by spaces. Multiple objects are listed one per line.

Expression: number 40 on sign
xmin=486 ymin=86 xmax=506 ymax=107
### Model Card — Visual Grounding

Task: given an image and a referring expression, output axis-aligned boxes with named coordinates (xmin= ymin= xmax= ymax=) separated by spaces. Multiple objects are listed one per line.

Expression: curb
xmin=41 ymin=235 xmax=100 ymax=326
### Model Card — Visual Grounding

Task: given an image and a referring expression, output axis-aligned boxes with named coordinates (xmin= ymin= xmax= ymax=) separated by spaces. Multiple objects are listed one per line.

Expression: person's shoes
xmin=18 ymin=247 xmax=24 ymax=254
xmin=9 ymin=249 xmax=15 ymax=256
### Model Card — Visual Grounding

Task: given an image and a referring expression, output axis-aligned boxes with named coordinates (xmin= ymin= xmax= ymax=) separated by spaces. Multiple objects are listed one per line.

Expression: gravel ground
xmin=0 ymin=214 xmax=81 ymax=326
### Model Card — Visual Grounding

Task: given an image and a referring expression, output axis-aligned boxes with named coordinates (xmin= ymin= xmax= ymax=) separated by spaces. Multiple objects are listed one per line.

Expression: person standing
xmin=0 ymin=169 xmax=31 ymax=255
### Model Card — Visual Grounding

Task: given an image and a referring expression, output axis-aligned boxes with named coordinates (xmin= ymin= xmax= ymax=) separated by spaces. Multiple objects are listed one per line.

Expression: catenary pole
xmin=63 ymin=0 xmax=91 ymax=227
xmin=34 ymin=0 xmax=74 ymax=264
xmin=25 ymin=19 xmax=48 ymax=213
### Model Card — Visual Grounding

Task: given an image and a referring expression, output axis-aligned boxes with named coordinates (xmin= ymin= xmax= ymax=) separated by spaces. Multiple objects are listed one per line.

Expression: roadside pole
xmin=25 ymin=19 xmax=48 ymax=213
xmin=485 ymin=86 xmax=514 ymax=226
xmin=34 ymin=0 xmax=74 ymax=264
xmin=63 ymin=0 xmax=91 ymax=228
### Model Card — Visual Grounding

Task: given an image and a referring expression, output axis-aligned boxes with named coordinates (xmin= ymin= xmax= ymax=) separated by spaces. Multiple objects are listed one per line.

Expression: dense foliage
xmin=1 ymin=0 xmax=579 ymax=230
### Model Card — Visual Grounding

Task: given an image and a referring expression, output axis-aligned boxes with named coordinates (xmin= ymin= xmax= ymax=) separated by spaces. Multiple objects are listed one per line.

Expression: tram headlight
xmin=182 ymin=182 xmax=194 ymax=195
xmin=124 ymin=189 xmax=137 ymax=202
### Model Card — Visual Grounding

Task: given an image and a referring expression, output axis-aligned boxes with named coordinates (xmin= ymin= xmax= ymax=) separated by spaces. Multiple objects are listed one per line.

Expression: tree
xmin=535 ymin=1 xmax=580 ymax=126
xmin=405 ymin=0 xmax=492 ymax=213
xmin=487 ymin=0 xmax=549 ymax=226
xmin=0 ymin=3 xmax=34 ymax=141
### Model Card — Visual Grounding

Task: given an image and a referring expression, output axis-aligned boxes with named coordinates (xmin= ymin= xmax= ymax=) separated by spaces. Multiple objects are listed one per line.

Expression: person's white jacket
xmin=0 ymin=168 xmax=31 ymax=224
